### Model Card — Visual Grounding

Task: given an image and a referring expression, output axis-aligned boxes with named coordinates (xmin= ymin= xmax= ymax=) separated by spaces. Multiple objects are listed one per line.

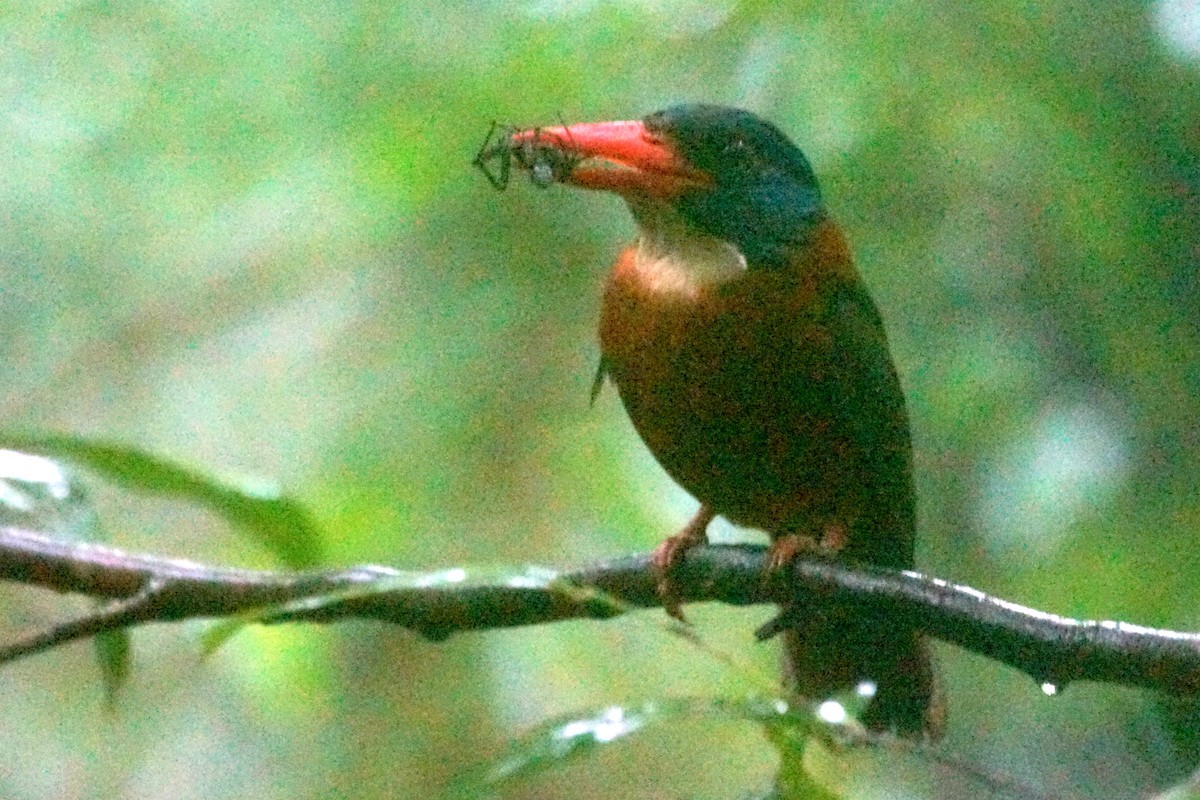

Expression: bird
xmin=486 ymin=104 xmax=942 ymax=739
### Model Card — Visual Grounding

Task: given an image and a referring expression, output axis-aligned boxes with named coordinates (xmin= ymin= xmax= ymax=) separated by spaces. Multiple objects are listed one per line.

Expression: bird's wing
xmin=790 ymin=276 xmax=917 ymax=567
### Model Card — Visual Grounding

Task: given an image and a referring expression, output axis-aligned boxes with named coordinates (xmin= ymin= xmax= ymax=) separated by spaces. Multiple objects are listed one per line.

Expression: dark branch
xmin=0 ymin=525 xmax=1197 ymax=698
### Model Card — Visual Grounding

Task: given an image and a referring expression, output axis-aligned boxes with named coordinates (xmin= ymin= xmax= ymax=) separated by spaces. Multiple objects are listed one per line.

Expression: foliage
xmin=1 ymin=1 xmax=1198 ymax=797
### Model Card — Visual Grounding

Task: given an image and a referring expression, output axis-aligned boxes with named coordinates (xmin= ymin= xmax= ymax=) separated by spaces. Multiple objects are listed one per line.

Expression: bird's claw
xmin=763 ymin=532 xmax=821 ymax=574
xmin=651 ymin=506 xmax=715 ymax=622
xmin=651 ymin=537 xmax=696 ymax=622
xmin=765 ymin=521 xmax=846 ymax=578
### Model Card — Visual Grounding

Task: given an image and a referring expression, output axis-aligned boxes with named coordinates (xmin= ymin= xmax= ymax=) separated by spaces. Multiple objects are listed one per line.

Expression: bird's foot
xmin=764 ymin=521 xmax=846 ymax=575
xmin=764 ymin=533 xmax=821 ymax=573
xmin=755 ymin=523 xmax=845 ymax=640
xmin=651 ymin=506 xmax=716 ymax=622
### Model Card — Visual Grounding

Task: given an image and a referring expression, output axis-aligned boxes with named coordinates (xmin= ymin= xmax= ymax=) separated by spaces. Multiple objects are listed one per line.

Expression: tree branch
xmin=1 ymin=525 xmax=1197 ymax=698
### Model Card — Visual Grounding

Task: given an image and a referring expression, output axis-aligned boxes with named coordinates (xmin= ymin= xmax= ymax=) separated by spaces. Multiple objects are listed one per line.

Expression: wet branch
xmin=0 ymin=524 xmax=1197 ymax=697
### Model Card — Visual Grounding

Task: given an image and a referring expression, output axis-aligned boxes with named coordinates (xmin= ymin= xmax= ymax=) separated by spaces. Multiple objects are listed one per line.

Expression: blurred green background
xmin=2 ymin=1 xmax=1199 ymax=797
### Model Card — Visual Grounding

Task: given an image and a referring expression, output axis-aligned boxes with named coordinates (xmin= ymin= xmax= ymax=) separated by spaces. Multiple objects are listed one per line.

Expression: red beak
xmin=510 ymin=120 xmax=711 ymax=198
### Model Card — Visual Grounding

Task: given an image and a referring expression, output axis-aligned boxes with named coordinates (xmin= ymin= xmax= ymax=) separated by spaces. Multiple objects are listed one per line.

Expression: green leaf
xmin=768 ymin=705 xmax=1050 ymax=800
xmin=199 ymin=617 xmax=255 ymax=657
xmin=766 ymin=727 xmax=843 ymax=800
xmin=0 ymin=432 xmax=323 ymax=568
xmin=94 ymin=629 xmax=131 ymax=708
xmin=0 ymin=447 xmax=135 ymax=698
xmin=0 ymin=446 xmax=99 ymax=541
xmin=446 ymin=695 xmax=820 ymax=799
xmin=454 ymin=687 xmax=1048 ymax=799
xmin=1152 ymin=772 xmax=1200 ymax=800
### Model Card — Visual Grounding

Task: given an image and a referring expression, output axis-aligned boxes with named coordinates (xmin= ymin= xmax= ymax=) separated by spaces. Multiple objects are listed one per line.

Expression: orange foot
xmin=764 ymin=532 xmax=820 ymax=573
xmin=765 ymin=520 xmax=846 ymax=573
xmin=651 ymin=506 xmax=716 ymax=622
xmin=757 ymin=522 xmax=848 ymax=639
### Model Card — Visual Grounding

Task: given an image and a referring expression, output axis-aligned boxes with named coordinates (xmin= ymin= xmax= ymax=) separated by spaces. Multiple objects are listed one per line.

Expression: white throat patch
xmin=627 ymin=202 xmax=747 ymax=298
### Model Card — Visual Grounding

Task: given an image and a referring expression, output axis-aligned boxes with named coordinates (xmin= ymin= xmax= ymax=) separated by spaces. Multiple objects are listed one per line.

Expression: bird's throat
xmin=626 ymin=201 xmax=747 ymax=299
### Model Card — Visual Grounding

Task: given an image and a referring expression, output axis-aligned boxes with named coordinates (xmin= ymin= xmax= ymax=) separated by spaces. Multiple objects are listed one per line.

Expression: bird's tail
xmin=781 ymin=609 xmax=943 ymax=739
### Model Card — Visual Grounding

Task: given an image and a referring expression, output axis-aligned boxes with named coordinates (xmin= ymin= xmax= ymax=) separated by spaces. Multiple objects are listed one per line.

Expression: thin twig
xmin=0 ymin=579 xmax=167 ymax=663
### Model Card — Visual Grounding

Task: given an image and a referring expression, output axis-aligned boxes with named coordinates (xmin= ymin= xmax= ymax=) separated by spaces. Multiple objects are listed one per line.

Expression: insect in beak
xmin=472 ymin=120 xmax=583 ymax=191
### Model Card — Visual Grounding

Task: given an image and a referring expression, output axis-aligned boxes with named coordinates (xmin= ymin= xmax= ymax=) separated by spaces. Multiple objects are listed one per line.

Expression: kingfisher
xmin=484 ymin=104 xmax=941 ymax=738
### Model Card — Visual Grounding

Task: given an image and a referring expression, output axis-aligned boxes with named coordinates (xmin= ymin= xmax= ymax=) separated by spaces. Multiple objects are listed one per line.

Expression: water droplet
xmin=0 ymin=449 xmax=97 ymax=540
xmin=555 ymin=706 xmax=641 ymax=745
xmin=855 ymin=680 xmax=878 ymax=699
xmin=817 ymin=700 xmax=846 ymax=724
